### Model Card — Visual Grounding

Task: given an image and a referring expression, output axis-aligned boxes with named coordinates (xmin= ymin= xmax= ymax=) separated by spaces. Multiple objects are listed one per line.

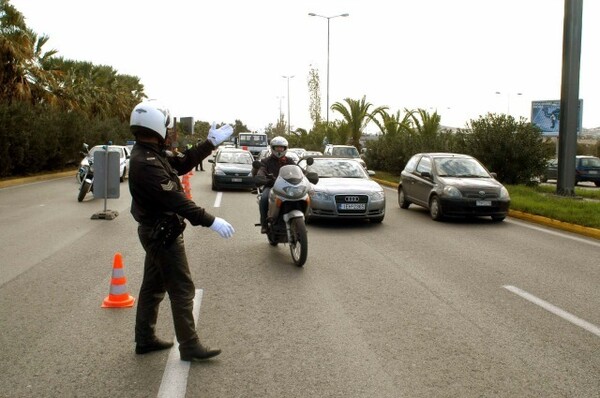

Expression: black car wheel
xmin=398 ymin=186 xmax=410 ymax=209
xmin=429 ymin=195 xmax=444 ymax=221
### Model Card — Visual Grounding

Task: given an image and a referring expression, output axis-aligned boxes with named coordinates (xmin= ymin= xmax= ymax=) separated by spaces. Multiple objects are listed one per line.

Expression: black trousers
xmin=135 ymin=225 xmax=199 ymax=348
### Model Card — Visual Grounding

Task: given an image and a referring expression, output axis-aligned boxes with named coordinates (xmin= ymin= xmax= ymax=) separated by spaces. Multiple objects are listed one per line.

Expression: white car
xmin=85 ymin=145 xmax=130 ymax=182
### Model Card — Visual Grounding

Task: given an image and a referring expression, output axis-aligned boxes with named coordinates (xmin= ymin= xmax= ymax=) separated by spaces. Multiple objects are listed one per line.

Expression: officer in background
xmin=128 ymin=99 xmax=234 ymax=361
xmin=254 ymin=136 xmax=296 ymax=233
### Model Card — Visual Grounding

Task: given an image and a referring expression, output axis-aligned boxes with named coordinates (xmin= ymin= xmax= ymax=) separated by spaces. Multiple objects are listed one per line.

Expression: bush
xmin=460 ymin=113 xmax=551 ymax=184
xmin=0 ymin=102 xmax=131 ymax=178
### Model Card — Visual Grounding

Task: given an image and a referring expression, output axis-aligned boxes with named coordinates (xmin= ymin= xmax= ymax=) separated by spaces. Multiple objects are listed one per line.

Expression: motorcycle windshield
xmin=278 ymin=165 xmax=304 ymax=185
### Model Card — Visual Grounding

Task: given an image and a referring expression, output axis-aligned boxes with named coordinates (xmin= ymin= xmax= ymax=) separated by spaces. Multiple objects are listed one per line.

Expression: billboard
xmin=531 ymin=99 xmax=583 ymax=137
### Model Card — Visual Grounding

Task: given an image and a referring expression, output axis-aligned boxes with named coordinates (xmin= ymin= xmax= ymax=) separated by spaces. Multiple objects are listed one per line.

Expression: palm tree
xmin=370 ymin=108 xmax=413 ymax=138
xmin=331 ymin=96 xmax=387 ymax=151
xmin=409 ymin=108 xmax=442 ymax=151
xmin=1 ymin=0 xmax=64 ymax=104
xmin=1 ymin=1 xmax=34 ymax=102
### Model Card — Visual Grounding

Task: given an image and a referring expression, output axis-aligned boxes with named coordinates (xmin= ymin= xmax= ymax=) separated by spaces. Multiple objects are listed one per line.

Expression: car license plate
xmin=590 ymin=170 xmax=598 ymax=174
xmin=476 ymin=200 xmax=492 ymax=206
xmin=339 ymin=203 xmax=366 ymax=210
xmin=231 ymin=178 xmax=242 ymax=182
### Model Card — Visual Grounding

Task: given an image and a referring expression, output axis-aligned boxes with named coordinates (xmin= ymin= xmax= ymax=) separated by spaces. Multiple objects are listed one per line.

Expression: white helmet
xmin=270 ymin=136 xmax=288 ymax=158
xmin=130 ymin=99 xmax=173 ymax=140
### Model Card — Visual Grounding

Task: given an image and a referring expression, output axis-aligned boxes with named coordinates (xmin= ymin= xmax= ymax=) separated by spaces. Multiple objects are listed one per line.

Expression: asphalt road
xmin=0 ymin=170 xmax=599 ymax=397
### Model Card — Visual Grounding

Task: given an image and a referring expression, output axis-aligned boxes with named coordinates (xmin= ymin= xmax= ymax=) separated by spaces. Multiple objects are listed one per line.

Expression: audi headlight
xmin=499 ymin=186 xmax=510 ymax=199
xmin=310 ymin=191 xmax=332 ymax=201
xmin=443 ymin=185 xmax=462 ymax=198
xmin=369 ymin=190 xmax=385 ymax=201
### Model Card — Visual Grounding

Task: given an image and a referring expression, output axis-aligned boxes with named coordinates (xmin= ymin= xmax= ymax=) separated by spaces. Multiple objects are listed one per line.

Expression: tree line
xmin=2 ymin=0 xmax=597 ymax=182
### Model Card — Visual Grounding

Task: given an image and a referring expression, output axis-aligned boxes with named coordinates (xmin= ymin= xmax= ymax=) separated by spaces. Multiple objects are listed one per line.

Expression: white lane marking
xmin=503 ymin=285 xmax=600 ymax=338
xmin=157 ymin=289 xmax=204 ymax=398
xmin=506 ymin=219 xmax=600 ymax=248
xmin=214 ymin=192 xmax=223 ymax=208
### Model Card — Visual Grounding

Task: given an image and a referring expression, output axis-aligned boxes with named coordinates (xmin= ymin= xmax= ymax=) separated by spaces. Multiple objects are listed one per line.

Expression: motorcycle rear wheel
xmin=289 ymin=218 xmax=308 ymax=267
xmin=78 ymin=181 xmax=91 ymax=202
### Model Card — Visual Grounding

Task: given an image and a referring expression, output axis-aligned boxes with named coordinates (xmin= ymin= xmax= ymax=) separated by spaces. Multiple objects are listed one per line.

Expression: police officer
xmin=128 ymin=99 xmax=234 ymax=361
xmin=255 ymin=136 xmax=296 ymax=233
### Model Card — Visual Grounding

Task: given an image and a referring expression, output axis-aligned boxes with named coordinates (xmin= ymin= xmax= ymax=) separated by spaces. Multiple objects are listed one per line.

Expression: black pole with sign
xmin=556 ymin=0 xmax=583 ymax=196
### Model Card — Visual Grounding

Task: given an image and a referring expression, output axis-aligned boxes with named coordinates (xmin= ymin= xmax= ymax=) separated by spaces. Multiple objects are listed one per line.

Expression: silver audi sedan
xmin=298 ymin=157 xmax=385 ymax=223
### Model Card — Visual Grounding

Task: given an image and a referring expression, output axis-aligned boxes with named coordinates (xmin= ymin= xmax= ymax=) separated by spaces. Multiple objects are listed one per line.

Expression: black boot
xmin=135 ymin=338 xmax=174 ymax=355
xmin=180 ymin=343 xmax=222 ymax=361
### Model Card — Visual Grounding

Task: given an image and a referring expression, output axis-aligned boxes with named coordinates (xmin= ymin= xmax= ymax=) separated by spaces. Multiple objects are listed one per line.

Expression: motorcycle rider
xmin=255 ymin=136 xmax=296 ymax=234
xmin=128 ymin=99 xmax=235 ymax=362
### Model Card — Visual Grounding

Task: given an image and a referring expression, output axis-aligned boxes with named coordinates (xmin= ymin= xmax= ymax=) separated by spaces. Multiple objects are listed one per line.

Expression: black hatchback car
xmin=398 ymin=153 xmax=510 ymax=221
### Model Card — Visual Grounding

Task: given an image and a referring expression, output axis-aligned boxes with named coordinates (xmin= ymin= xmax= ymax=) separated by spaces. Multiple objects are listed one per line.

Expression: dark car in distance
xmin=541 ymin=156 xmax=600 ymax=186
xmin=398 ymin=153 xmax=510 ymax=221
xmin=208 ymin=148 xmax=255 ymax=191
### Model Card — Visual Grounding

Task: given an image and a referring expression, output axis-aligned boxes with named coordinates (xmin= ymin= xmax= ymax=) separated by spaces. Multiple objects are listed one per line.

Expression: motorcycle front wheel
xmin=78 ymin=181 xmax=91 ymax=202
xmin=289 ymin=218 xmax=308 ymax=267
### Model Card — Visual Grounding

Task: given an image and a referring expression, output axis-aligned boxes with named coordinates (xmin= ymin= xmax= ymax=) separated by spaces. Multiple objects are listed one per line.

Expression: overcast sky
xmin=11 ymin=0 xmax=600 ymax=131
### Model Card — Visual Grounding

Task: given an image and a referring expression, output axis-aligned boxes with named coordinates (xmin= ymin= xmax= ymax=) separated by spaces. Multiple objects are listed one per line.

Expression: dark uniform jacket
xmin=129 ymin=140 xmax=215 ymax=227
xmin=256 ymin=155 xmax=296 ymax=188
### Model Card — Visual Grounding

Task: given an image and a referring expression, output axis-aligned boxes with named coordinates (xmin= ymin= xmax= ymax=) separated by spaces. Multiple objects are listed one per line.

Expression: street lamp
xmin=495 ymin=91 xmax=522 ymax=115
xmin=308 ymin=12 xmax=349 ymax=130
xmin=282 ymin=75 xmax=295 ymax=134
xmin=276 ymin=96 xmax=284 ymax=123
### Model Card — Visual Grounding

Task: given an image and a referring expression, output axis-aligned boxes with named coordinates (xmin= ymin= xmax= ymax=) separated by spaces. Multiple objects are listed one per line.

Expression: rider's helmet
xmin=270 ymin=136 xmax=288 ymax=159
xmin=129 ymin=99 xmax=173 ymax=141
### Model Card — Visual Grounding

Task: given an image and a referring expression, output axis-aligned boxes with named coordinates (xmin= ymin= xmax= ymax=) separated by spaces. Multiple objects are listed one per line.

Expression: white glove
xmin=210 ymin=217 xmax=235 ymax=238
xmin=207 ymin=122 xmax=234 ymax=146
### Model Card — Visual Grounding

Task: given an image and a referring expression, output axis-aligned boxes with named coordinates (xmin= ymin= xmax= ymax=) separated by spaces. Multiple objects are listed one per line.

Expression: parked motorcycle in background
xmin=253 ymin=159 xmax=319 ymax=267
xmin=76 ymin=143 xmax=94 ymax=202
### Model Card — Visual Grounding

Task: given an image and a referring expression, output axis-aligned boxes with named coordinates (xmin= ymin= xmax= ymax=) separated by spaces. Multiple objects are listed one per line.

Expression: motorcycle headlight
xmin=283 ymin=185 xmax=307 ymax=198
xmin=310 ymin=191 xmax=332 ymax=201
xmin=369 ymin=190 xmax=385 ymax=202
xmin=443 ymin=185 xmax=462 ymax=198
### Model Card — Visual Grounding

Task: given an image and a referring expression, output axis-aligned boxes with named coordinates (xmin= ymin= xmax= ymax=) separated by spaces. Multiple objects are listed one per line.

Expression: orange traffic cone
xmin=182 ymin=174 xmax=192 ymax=199
xmin=102 ymin=252 xmax=135 ymax=308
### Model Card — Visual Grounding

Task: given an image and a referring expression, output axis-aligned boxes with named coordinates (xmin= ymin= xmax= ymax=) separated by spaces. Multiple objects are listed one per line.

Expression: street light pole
xmin=276 ymin=96 xmax=284 ymax=123
xmin=495 ymin=91 xmax=522 ymax=115
xmin=308 ymin=12 xmax=349 ymax=131
xmin=282 ymin=75 xmax=295 ymax=135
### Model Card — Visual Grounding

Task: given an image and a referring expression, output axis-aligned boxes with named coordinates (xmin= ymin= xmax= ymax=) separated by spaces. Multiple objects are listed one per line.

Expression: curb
xmin=373 ymin=178 xmax=600 ymax=241
xmin=0 ymin=169 xmax=76 ymax=189
xmin=507 ymin=210 xmax=600 ymax=240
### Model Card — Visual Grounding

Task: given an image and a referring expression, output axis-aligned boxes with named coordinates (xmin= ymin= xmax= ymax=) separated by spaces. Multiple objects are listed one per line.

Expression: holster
xmin=150 ymin=214 xmax=186 ymax=247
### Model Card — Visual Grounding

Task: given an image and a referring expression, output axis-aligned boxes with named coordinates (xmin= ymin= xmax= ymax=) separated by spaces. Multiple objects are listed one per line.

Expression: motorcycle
xmin=76 ymin=143 xmax=94 ymax=202
xmin=253 ymin=159 xmax=319 ymax=267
